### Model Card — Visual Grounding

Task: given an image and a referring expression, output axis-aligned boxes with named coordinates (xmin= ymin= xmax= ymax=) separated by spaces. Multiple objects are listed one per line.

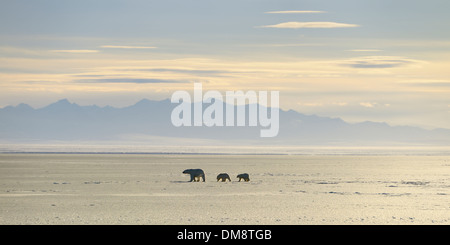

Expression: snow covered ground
xmin=0 ymin=153 xmax=449 ymax=224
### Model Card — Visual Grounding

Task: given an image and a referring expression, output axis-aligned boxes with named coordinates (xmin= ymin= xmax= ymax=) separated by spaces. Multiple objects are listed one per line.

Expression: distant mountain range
xmin=1 ymin=98 xmax=449 ymax=145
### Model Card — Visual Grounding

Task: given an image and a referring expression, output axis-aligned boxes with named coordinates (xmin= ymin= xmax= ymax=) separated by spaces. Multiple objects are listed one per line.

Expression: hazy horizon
xmin=2 ymin=96 xmax=449 ymax=131
xmin=2 ymin=96 xmax=450 ymax=147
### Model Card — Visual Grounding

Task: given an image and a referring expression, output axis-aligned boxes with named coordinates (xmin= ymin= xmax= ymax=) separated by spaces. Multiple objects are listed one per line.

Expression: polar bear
xmin=216 ymin=173 xmax=231 ymax=182
xmin=183 ymin=169 xmax=205 ymax=182
xmin=237 ymin=173 xmax=250 ymax=182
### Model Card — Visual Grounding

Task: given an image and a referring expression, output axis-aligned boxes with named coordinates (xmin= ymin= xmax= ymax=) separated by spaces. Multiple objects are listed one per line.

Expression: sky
xmin=1 ymin=0 xmax=450 ymax=129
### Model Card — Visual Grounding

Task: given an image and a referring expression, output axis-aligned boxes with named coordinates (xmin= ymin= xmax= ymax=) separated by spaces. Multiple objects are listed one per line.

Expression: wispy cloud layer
xmin=398 ymin=79 xmax=450 ymax=87
xmin=260 ymin=22 xmax=359 ymax=29
xmin=51 ymin=50 xmax=99 ymax=53
xmin=342 ymin=56 xmax=421 ymax=69
xmin=360 ymin=102 xmax=376 ymax=108
xmin=265 ymin=10 xmax=325 ymax=14
xmin=101 ymin=45 xmax=157 ymax=49
xmin=347 ymin=49 xmax=383 ymax=52
xmin=76 ymin=78 xmax=189 ymax=84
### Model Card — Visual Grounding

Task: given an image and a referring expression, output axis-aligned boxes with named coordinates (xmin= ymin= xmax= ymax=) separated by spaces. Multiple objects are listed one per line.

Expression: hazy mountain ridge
xmin=1 ymin=98 xmax=449 ymax=145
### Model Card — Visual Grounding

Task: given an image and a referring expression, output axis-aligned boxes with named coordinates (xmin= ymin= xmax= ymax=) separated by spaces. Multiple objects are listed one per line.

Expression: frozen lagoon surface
xmin=0 ymin=153 xmax=449 ymax=224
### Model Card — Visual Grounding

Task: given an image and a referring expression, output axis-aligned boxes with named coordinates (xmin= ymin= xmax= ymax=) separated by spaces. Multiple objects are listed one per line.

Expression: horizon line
xmin=2 ymin=97 xmax=448 ymax=131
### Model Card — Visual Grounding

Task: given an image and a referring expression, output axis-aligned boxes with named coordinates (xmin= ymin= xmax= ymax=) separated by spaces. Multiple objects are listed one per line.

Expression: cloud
xmin=265 ymin=10 xmax=326 ymax=14
xmin=260 ymin=22 xmax=359 ymax=29
xmin=360 ymin=102 xmax=376 ymax=108
xmin=399 ymin=80 xmax=450 ymax=87
xmin=51 ymin=50 xmax=99 ymax=53
xmin=347 ymin=49 xmax=383 ymax=52
xmin=245 ymin=43 xmax=326 ymax=48
xmin=101 ymin=45 xmax=157 ymax=49
xmin=75 ymin=78 xmax=189 ymax=84
xmin=359 ymin=102 xmax=391 ymax=108
xmin=342 ymin=56 xmax=420 ymax=69
xmin=332 ymin=102 xmax=348 ymax=106
xmin=298 ymin=102 xmax=324 ymax=107
xmin=298 ymin=102 xmax=349 ymax=107
xmin=129 ymin=68 xmax=233 ymax=76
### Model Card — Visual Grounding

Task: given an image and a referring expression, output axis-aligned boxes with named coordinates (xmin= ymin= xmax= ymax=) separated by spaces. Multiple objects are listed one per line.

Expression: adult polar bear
xmin=183 ymin=169 xmax=205 ymax=182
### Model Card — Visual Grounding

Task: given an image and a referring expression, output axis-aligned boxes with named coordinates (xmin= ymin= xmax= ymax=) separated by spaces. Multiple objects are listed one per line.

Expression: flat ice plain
xmin=0 ymin=150 xmax=449 ymax=224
